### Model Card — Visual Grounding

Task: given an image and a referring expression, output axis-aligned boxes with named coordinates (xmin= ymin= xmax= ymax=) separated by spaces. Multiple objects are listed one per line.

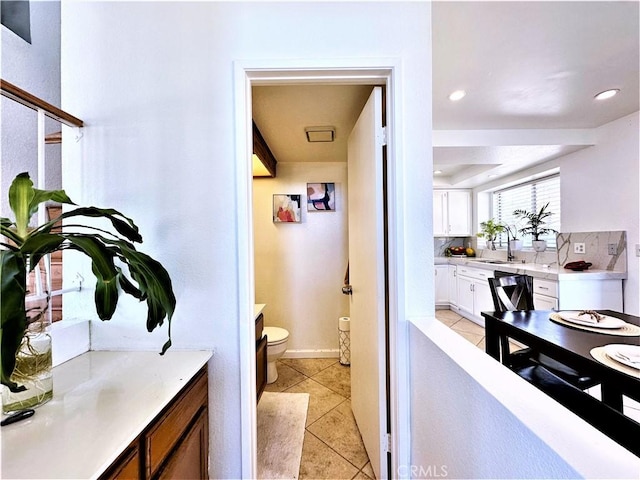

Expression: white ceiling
xmin=252 ymin=1 xmax=639 ymax=188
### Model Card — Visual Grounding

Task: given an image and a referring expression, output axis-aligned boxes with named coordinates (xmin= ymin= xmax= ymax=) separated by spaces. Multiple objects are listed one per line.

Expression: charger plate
xmin=590 ymin=346 xmax=640 ymax=378
xmin=550 ymin=313 xmax=640 ymax=337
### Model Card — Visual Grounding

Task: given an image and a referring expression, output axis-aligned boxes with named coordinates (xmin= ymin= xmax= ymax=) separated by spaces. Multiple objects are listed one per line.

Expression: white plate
xmin=558 ymin=311 xmax=626 ymax=329
xmin=603 ymin=344 xmax=640 ymax=370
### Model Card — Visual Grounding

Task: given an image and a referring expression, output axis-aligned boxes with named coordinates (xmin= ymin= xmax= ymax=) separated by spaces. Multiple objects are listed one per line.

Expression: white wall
xmin=253 ymin=163 xmax=349 ymax=354
xmin=59 ymin=2 xmax=632 ymax=478
xmin=560 ymin=112 xmax=639 ymax=315
xmin=1 ymin=0 xmax=62 ymax=214
xmin=60 ymin=2 xmax=432 ymax=477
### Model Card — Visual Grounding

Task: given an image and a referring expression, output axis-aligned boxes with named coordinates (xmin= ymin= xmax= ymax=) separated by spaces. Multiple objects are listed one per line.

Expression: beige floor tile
xmin=286 ymin=378 xmax=347 ymax=426
xmin=359 ymin=461 xmax=376 ymax=479
xmin=353 ymin=471 xmax=373 ymax=479
xmin=311 ymin=363 xmax=351 ymax=398
xmin=298 ymin=431 xmax=359 ymax=480
xmin=477 ymin=337 xmax=486 ymax=351
xmin=264 ymin=362 xmax=306 ymax=392
xmin=435 ymin=309 xmax=463 ymax=325
xmin=450 ymin=317 xmax=485 ymax=336
xmin=307 ymin=400 xmax=369 ymax=470
xmin=281 ymin=357 xmax=339 ymax=377
xmin=454 ymin=329 xmax=485 ymax=346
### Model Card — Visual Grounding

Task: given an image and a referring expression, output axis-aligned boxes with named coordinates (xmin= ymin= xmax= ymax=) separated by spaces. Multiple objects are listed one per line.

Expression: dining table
xmin=481 ymin=309 xmax=640 ymax=412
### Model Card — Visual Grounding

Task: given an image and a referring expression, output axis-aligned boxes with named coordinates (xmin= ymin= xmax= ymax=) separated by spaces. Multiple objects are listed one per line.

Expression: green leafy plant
xmin=514 ymin=202 xmax=558 ymax=241
xmin=477 ymin=219 xmax=505 ymax=242
xmin=1 ymin=172 xmax=176 ymax=392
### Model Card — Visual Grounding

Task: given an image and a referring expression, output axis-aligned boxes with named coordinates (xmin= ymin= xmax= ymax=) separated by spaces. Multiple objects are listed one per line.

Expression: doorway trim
xmin=233 ymin=58 xmax=409 ymax=479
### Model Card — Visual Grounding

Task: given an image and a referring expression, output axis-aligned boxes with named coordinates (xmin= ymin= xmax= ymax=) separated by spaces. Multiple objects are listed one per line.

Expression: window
xmin=492 ymin=175 xmax=560 ymax=248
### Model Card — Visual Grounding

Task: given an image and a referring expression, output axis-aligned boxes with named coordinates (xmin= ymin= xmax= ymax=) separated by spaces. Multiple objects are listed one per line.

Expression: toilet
xmin=263 ymin=326 xmax=289 ymax=384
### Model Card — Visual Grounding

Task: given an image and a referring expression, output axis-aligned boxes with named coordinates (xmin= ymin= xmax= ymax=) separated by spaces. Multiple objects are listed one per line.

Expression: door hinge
xmin=380 ymin=126 xmax=388 ymax=146
xmin=382 ymin=432 xmax=392 ymax=453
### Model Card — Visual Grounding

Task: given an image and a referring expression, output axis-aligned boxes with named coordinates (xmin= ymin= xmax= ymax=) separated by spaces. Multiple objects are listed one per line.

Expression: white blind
xmin=492 ymin=175 xmax=560 ymax=248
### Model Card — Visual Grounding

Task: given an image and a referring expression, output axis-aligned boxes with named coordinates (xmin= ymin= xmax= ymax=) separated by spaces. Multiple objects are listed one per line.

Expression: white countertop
xmin=437 ymin=256 xmax=626 ymax=281
xmin=1 ymin=350 xmax=212 ymax=479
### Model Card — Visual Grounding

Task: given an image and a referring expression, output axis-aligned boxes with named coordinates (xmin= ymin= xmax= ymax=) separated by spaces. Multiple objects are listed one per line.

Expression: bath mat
xmin=257 ymin=392 xmax=310 ymax=479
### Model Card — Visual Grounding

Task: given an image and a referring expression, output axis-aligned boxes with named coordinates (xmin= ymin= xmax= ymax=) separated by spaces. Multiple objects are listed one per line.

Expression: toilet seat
xmin=264 ymin=326 xmax=289 ymax=345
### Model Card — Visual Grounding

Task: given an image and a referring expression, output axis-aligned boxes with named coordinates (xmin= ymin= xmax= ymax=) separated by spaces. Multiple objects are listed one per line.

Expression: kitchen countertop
xmin=436 ymin=256 xmax=626 ymax=281
xmin=1 ymin=350 xmax=212 ymax=480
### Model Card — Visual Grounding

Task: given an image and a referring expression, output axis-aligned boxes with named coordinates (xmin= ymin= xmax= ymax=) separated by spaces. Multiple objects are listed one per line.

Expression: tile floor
xmin=263 ymin=358 xmax=375 ymax=480
xmin=435 ymin=308 xmax=640 ymax=422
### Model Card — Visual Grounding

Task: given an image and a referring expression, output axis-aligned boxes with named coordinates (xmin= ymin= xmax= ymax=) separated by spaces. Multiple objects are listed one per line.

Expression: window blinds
xmin=492 ymin=175 xmax=560 ymax=248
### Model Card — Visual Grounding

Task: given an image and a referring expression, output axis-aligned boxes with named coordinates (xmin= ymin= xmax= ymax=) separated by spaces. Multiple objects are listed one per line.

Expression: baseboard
xmin=283 ymin=349 xmax=339 ymax=359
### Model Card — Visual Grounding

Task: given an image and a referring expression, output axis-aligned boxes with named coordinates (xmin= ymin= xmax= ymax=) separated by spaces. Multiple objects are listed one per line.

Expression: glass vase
xmin=2 ymin=265 xmax=53 ymax=414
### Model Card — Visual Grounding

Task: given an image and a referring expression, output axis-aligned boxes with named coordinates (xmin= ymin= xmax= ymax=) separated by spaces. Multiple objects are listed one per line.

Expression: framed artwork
xmin=273 ymin=194 xmax=302 ymax=223
xmin=307 ymin=183 xmax=335 ymax=211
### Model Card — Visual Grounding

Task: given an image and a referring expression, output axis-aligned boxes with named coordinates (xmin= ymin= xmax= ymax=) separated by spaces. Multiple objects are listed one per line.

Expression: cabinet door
xmin=448 ymin=265 xmax=458 ymax=307
xmin=447 ymin=191 xmax=471 ymax=236
xmin=533 ymin=293 xmax=558 ymax=311
xmin=457 ymin=276 xmax=474 ymax=314
xmin=156 ymin=409 xmax=208 ymax=479
xmin=432 ymin=191 xmax=447 ymax=236
xmin=434 ymin=266 xmax=449 ymax=305
xmin=473 ymin=280 xmax=495 ymax=318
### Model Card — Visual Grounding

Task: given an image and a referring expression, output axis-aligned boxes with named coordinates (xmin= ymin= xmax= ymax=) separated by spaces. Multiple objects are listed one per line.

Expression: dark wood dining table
xmin=481 ymin=309 xmax=640 ymax=412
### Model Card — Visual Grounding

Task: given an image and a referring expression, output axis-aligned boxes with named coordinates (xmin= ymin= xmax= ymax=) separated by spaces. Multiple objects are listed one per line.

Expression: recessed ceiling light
xmin=434 ymin=170 xmax=443 ymax=174
xmin=594 ymin=89 xmax=619 ymax=100
xmin=449 ymin=90 xmax=466 ymax=101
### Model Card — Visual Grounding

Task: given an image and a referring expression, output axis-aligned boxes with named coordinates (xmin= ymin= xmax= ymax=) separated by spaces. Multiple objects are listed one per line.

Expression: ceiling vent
xmin=305 ymin=126 xmax=335 ymax=143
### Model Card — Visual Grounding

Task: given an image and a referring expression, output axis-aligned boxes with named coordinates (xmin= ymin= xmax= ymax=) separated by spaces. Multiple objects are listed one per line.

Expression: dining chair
xmin=488 ymin=275 xmax=599 ymax=390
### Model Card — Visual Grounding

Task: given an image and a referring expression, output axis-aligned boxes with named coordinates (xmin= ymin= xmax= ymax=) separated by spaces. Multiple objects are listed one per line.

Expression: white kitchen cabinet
xmin=448 ymin=265 xmax=458 ymax=307
xmin=533 ymin=278 xmax=558 ymax=310
xmin=533 ymin=277 xmax=623 ymax=311
xmin=456 ymin=265 xmax=493 ymax=325
xmin=435 ymin=265 xmax=449 ymax=306
xmin=433 ymin=190 xmax=471 ymax=236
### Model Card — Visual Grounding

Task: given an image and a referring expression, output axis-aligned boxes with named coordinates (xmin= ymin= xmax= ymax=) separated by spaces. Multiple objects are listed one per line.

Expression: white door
xmin=347 ymin=86 xmax=387 ymax=480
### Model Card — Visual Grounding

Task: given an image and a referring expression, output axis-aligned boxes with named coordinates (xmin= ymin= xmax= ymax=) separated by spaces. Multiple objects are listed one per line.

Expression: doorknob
xmin=342 ymin=285 xmax=353 ymax=295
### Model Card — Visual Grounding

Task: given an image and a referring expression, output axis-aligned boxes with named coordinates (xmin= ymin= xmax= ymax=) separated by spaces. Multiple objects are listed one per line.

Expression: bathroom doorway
xmin=236 ymin=63 xmax=405 ymax=480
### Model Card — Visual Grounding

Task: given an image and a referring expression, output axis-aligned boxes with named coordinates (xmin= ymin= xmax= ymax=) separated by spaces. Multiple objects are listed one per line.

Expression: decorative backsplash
xmin=434 ymin=231 xmax=628 ymax=273
xmin=557 ymin=231 xmax=627 ymax=272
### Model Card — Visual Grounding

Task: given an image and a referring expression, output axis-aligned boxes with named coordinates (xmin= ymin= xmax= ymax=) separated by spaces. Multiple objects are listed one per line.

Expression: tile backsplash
xmin=435 ymin=231 xmax=627 ymax=273
xmin=557 ymin=231 xmax=627 ymax=272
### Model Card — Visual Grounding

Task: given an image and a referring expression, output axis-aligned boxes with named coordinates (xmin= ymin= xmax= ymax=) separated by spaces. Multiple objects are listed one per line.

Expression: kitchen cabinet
xmin=533 ymin=278 xmax=558 ymax=310
xmin=534 ymin=277 xmax=623 ymax=311
xmin=448 ymin=265 xmax=458 ymax=307
xmin=456 ymin=265 xmax=494 ymax=324
xmin=435 ymin=265 xmax=449 ymax=305
xmin=433 ymin=190 xmax=471 ymax=236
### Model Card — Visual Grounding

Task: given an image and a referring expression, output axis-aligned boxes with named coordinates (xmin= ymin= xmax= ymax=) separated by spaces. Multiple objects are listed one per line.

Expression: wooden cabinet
xmin=433 ymin=190 xmax=471 ymax=236
xmin=256 ymin=313 xmax=267 ymax=402
xmin=100 ymin=366 xmax=209 ymax=480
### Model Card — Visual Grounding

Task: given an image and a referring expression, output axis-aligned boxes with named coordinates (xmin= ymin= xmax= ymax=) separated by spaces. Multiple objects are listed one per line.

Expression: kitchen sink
xmin=472 ymin=259 xmax=510 ymax=264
